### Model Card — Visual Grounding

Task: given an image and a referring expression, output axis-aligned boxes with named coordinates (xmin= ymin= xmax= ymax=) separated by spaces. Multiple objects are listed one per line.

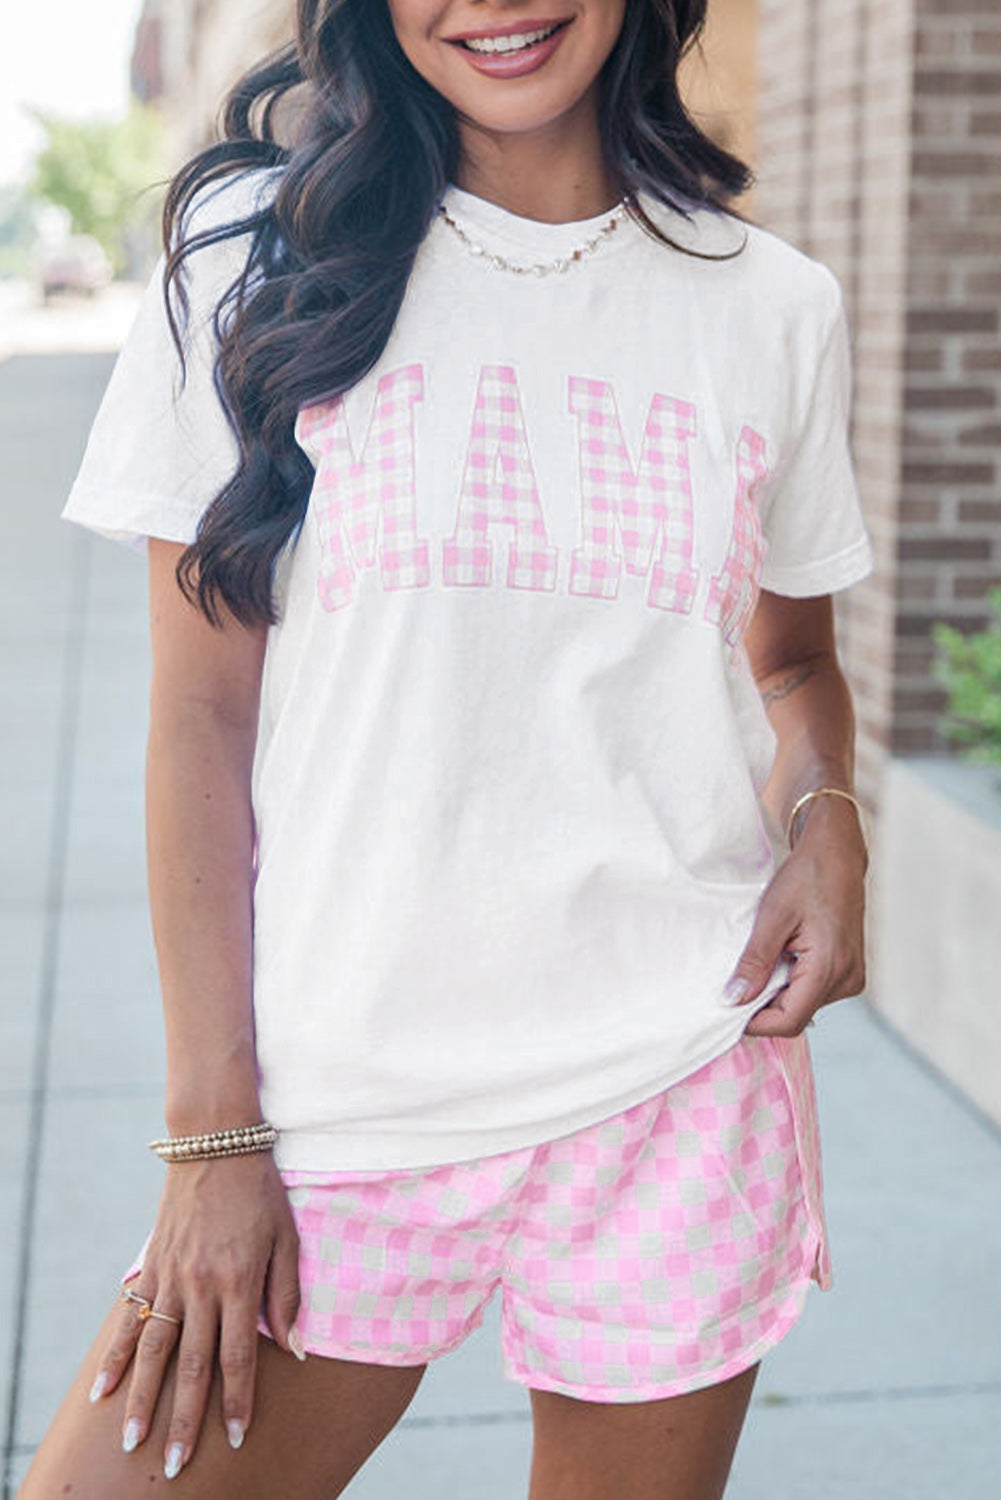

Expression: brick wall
xmin=755 ymin=0 xmax=915 ymax=810
xmin=755 ymin=0 xmax=1001 ymax=781
xmin=139 ymin=0 xmax=296 ymax=167
xmin=754 ymin=0 xmax=1001 ymax=1020
xmin=902 ymin=0 xmax=1001 ymax=749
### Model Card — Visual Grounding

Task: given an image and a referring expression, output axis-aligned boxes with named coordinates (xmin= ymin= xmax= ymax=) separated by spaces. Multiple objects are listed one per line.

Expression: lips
xmin=443 ymin=17 xmax=574 ymax=79
xmin=445 ymin=16 xmax=573 ymax=46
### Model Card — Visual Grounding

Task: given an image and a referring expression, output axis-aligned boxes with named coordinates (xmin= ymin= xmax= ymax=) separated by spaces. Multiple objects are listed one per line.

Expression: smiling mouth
xmin=449 ymin=19 xmax=572 ymax=55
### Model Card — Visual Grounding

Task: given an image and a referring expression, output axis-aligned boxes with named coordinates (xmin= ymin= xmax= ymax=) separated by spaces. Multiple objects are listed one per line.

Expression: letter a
xmin=295 ymin=364 xmax=430 ymax=612
xmin=443 ymin=365 xmax=558 ymax=591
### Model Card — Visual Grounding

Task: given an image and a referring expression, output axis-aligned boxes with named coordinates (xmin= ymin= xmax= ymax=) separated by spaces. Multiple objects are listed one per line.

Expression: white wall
xmin=872 ymin=757 xmax=1001 ymax=1129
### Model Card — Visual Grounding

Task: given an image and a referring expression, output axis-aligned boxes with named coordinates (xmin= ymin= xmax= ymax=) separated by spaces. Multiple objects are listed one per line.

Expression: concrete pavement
xmin=2 ymin=323 xmax=999 ymax=1497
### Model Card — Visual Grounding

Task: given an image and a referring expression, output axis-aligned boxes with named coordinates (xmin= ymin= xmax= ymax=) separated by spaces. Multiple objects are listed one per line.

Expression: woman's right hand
xmin=90 ymin=1150 xmax=305 ymax=1480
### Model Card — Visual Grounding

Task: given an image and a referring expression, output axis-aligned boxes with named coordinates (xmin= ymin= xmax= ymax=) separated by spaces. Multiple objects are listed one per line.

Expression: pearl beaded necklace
xmin=436 ymin=198 xmax=630 ymax=276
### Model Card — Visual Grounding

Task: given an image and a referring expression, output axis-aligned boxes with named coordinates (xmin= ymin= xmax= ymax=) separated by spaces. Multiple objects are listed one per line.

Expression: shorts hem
xmin=500 ymin=1273 xmax=815 ymax=1404
xmin=255 ymin=1303 xmax=490 ymax=1367
xmin=260 ymin=1337 xmax=433 ymax=1368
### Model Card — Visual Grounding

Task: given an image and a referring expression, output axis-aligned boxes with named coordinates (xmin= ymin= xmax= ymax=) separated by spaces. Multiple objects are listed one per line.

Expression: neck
xmin=454 ymin=91 xmax=620 ymax=223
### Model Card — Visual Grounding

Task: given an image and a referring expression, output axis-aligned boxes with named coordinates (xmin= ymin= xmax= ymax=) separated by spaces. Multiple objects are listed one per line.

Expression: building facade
xmin=131 ymin=0 xmax=297 ymax=165
xmin=757 ymin=0 xmax=1001 ymax=774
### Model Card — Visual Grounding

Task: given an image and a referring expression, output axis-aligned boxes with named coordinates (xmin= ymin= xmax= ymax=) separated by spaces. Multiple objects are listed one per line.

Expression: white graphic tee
xmin=62 ymin=168 xmax=876 ymax=1169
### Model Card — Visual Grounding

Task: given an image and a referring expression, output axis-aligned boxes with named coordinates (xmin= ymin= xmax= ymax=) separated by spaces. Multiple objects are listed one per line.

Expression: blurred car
xmin=37 ymin=235 xmax=113 ymax=300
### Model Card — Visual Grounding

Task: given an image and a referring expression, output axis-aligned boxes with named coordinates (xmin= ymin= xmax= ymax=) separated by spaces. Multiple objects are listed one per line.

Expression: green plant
xmin=930 ymin=585 xmax=1001 ymax=779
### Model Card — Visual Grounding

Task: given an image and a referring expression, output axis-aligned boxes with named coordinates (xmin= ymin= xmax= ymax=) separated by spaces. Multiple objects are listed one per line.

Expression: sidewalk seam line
xmin=1 ymin=530 xmax=91 ymax=1498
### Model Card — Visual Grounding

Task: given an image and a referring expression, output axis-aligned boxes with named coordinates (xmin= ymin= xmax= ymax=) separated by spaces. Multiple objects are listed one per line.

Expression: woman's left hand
xmin=724 ymin=799 xmax=869 ymax=1038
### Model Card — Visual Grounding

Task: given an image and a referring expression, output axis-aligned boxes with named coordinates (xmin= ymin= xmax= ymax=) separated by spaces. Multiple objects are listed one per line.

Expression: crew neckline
xmin=438 ymin=181 xmax=642 ymax=260
xmin=434 ymin=182 xmax=746 ymax=268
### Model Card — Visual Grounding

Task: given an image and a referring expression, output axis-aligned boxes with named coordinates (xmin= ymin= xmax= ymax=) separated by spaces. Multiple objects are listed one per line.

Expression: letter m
xmin=295 ymin=364 xmax=430 ymax=612
xmin=567 ymin=377 xmax=698 ymax=613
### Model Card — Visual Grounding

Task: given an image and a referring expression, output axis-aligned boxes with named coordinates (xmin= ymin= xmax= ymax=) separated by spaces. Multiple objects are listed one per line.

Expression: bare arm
xmin=89 ymin=540 xmax=304 ymax=1481
xmin=726 ymin=589 xmax=869 ymax=1035
xmin=145 ymin=538 xmax=267 ymax=1133
xmin=746 ymin=588 xmax=869 ymax=871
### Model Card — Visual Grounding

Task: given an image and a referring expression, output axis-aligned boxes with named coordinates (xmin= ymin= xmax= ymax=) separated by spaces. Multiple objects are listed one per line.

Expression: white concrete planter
xmin=872 ymin=755 xmax=1001 ymax=1128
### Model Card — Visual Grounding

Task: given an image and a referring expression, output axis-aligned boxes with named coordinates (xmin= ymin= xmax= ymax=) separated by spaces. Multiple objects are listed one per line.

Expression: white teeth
xmin=463 ymin=25 xmax=558 ymax=55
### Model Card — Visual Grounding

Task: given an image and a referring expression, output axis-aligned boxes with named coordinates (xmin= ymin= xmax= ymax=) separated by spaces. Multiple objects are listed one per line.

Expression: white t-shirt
xmin=62 ymin=167 xmax=876 ymax=1170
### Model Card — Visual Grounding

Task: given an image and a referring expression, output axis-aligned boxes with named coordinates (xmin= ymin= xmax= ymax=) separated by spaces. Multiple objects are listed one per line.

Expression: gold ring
xmin=122 ymin=1287 xmax=182 ymax=1327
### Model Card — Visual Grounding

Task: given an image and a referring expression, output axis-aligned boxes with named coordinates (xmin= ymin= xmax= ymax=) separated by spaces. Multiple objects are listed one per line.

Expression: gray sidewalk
xmin=2 ymin=344 xmax=1000 ymax=1498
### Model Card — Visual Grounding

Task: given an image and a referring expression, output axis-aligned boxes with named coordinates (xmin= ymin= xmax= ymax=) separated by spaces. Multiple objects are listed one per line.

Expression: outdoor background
xmin=2 ymin=2 xmax=1000 ymax=1496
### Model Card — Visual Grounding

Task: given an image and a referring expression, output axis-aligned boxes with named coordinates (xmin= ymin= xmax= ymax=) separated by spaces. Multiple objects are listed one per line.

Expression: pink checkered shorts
xmin=121 ymin=1031 xmax=832 ymax=1403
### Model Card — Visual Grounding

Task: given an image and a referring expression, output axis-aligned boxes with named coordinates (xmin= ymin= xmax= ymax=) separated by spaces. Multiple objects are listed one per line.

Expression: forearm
xmin=756 ymin=652 xmax=868 ymax=868
xmin=146 ymin=704 xmax=262 ymax=1135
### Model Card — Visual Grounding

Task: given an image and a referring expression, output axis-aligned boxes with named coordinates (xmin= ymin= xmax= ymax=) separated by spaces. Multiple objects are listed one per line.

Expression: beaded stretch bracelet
xmin=148 ymin=1121 xmax=278 ymax=1162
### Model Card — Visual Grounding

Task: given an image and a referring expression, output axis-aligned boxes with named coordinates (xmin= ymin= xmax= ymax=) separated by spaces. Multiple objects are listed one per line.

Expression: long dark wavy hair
xmin=161 ymin=0 xmax=753 ymax=627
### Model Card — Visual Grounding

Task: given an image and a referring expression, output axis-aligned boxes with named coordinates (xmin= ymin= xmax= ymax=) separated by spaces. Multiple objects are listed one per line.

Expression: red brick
xmin=958 ymin=499 xmax=1001 ymax=522
xmin=899 ymin=537 xmax=995 ymax=561
xmin=952 ymin=573 xmax=1001 ymax=600
xmin=917 ymin=0 xmax=1001 ymax=14
xmin=916 ymin=30 xmax=959 ymax=58
xmin=962 ymin=347 xmax=1001 ymax=371
xmin=963 ymin=270 xmax=1001 ymax=296
xmin=915 ymin=71 xmax=1001 ymax=98
xmin=912 ymin=155 xmax=1001 ymax=186
xmin=958 ymin=422 xmax=1001 ymax=445
xmin=893 ymin=686 xmax=950 ymax=713
xmin=902 ymin=431 xmax=947 ymax=453
xmin=918 ymin=229 xmax=1001 ymax=255
xmin=906 ymin=386 xmax=996 ymax=411
xmin=905 ymin=346 xmax=946 ymax=372
xmin=899 ymin=609 xmax=993 ymax=635
xmin=906 ymin=307 xmax=999 ymax=335
xmin=898 ymin=573 xmax=939 ymax=601
xmin=899 ymin=498 xmax=944 ymax=523
xmin=896 ymin=726 xmax=954 ymax=753
xmin=900 ymin=456 xmax=996 ymax=480
xmin=895 ymin=641 xmax=937 ymax=675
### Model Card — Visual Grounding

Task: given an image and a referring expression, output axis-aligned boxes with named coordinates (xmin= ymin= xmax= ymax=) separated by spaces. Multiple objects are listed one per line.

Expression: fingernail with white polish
xmin=227 ymin=1418 xmax=245 ymax=1450
xmin=122 ymin=1417 xmax=142 ymax=1453
xmin=722 ymin=977 xmax=751 ymax=1005
xmin=164 ymin=1442 xmax=185 ymax=1480
xmin=89 ymin=1371 xmax=108 ymax=1403
xmin=288 ymin=1326 xmax=307 ymax=1362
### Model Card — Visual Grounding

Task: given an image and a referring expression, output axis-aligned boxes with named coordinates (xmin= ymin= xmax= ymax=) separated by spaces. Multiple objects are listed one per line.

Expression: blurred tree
xmin=25 ymin=98 xmax=168 ymax=275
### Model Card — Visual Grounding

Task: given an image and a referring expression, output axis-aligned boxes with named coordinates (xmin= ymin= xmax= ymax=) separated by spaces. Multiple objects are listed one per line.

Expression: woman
xmin=20 ymin=1 xmax=874 ymax=1496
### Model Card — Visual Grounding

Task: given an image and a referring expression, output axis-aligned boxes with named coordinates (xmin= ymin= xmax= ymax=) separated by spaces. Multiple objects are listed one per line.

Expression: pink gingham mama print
xmin=295 ymin=360 xmax=769 ymax=652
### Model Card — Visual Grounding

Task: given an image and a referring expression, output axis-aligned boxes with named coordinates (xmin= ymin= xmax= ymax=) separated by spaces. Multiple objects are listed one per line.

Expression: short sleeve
xmin=756 ymin=266 xmax=876 ymax=597
xmin=59 ymin=169 xmax=278 ymax=553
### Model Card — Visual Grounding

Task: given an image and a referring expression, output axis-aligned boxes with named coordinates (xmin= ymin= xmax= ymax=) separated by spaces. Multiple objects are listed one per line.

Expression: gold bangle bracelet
xmin=786 ymin=787 xmax=871 ymax=853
